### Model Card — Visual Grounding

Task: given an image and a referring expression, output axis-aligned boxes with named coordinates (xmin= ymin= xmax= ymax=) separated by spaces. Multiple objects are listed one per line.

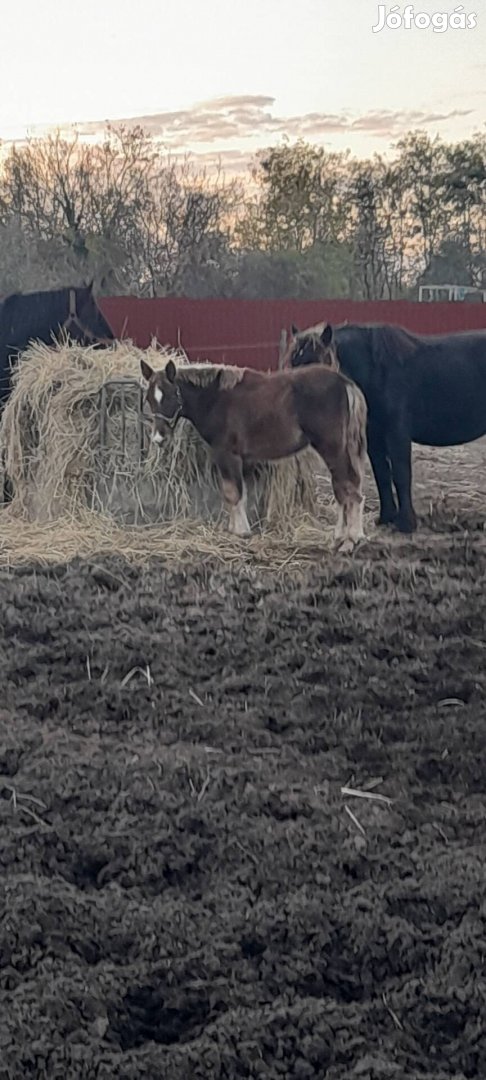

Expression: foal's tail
xmin=344 ymin=380 xmax=368 ymax=468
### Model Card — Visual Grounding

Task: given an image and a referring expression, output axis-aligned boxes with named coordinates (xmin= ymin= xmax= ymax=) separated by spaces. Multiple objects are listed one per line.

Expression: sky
xmin=1 ymin=0 xmax=485 ymax=173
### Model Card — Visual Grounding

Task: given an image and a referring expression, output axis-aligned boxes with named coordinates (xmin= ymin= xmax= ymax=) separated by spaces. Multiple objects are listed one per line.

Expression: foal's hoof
xmin=229 ymin=526 xmax=252 ymax=539
xmin=334 ymin=537 xmax=356 ymax=556
xmin=335 ymin=531 xmax=366 ymax=555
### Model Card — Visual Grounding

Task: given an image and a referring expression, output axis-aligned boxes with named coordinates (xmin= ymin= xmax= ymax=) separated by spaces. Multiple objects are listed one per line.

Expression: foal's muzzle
xmin=150 ymin=405 xmax=183 ymax=443
xmin=155 ymin=404 xmax=182 ymax=433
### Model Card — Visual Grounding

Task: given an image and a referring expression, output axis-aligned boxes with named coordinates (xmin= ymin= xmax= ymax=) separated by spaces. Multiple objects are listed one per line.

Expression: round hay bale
xmin=0 ymin=340 xmax=318 ymax=532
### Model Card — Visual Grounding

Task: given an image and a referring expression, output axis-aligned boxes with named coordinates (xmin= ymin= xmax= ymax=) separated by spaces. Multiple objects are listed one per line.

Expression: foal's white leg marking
xmin=222 ymin=477 xmax=251 ymax=537
xmin=152 ymin=430 xmax=163 ymax=444
xmin=344 ymin=500 xmax=358 ymax=541
xmin=333 ymin=502 xmax=345 ymax=541
xmin=337 ymin=496 xmax=365 ymax=553
xmin=337 ymin=506 xmax=356 ymax=553
xmin=231 ymin=481 xmax=251 ymax=537
xmin=352 ymin=495 xmax=365 ymax=541
xmin=347 ymin=478 xmax=365 ymax=542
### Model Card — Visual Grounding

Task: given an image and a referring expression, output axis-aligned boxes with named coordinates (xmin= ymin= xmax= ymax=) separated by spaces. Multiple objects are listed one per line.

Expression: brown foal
xmin=141 ymin=358 xmax=368 ymax=552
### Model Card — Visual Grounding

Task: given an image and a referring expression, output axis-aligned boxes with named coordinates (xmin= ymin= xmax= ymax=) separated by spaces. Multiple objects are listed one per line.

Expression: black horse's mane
xmin=371 ymin=323 xmax=421 ymax=363
xmin=335 ymin=320 xmax=486 ymax=362
xmin=334 ymin=322 xmax=422 ymax=365
xmin=337 ymin=321 xmax=419 ymax=345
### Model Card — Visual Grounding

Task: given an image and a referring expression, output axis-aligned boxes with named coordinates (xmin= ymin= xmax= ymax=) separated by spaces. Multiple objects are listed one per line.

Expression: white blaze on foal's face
xmin=141 ymin=357 xmax=180 ymax=442
xmin=152 ymin=383 xmax=165 ymax=441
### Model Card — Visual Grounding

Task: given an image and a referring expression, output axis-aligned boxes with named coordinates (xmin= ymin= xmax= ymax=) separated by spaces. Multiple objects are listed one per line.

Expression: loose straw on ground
xmin=0 ymin=508 xmax=338 ymax=571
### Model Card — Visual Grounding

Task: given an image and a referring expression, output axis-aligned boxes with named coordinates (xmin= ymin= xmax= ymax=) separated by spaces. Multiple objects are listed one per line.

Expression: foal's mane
xmin=173 ymin=360 xmax=246 ymax=390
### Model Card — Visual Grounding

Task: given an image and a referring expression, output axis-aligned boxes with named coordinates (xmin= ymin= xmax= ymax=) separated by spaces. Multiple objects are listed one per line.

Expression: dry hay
xmin=0 ymin=339 xmax=322 ymax=566
xmin=0 ymin=509 xmax=342 ymax=572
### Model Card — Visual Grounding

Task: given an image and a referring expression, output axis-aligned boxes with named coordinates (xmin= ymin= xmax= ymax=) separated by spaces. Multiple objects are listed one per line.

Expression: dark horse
xmin=287 ymin=320 xmax=486 ymax=533
xmin=0 ymin=281 xmax=114 ymax=502
xmin=0 ymin=281 xmax=114 ymax=409
xmin=141 ymin=357 xmax=368 ymax=553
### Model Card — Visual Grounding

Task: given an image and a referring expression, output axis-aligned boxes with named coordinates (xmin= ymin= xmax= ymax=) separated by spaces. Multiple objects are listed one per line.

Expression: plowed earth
xmin=1 ymin=442 xmax=486 ymax=1079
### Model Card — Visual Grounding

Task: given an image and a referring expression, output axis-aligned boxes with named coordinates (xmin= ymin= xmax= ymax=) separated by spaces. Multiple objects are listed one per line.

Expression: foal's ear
xmin=165 ymin=359 xmax=176 ymax=383
xmin=291 ymin=323 xmax=299 ymax=337
xmin=140 ymin=359 xmax=154 ymax=383
xmin=321 ymin=324 xmax=333 ymax=346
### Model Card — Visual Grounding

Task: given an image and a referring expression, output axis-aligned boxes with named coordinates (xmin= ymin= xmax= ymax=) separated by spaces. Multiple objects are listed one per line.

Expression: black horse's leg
xmin=387 ymin=430 xmax=417 ymax=533
xmin=367 ymin=427 xmax=397 ymax=526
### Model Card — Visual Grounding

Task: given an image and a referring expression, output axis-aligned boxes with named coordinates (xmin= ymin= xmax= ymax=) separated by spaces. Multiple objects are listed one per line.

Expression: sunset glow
xmin=1 ymin=0 xmax=485 ymax=167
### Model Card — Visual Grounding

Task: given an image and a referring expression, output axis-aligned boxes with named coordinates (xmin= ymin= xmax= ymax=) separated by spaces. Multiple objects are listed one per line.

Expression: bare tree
xmin=0 ymin=126 xmax=157 ymax=290
xmin=0 ymin=125 xmax=484 ymax=300
xmin=135 ymin=157 xmax=241 ymax=296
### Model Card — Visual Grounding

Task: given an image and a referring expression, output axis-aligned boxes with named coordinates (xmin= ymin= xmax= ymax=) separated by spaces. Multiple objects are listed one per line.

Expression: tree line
xmin=0 ymin=125 xmax=484 ymax=300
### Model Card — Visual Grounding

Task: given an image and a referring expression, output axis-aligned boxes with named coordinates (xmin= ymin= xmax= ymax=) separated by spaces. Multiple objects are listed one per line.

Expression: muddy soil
xmin=1 ymin=448 xmax=486 ymax=1078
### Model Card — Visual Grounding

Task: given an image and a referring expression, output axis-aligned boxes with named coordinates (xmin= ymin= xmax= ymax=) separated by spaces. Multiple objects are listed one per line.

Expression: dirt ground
xmin=1 ymin=441 xmax=486 ymax=1079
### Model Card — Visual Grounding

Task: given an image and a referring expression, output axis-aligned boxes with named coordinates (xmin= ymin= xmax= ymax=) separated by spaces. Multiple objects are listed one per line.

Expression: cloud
xmin=72 ymin=96 xmax=474 ymax=147
xmin=331 ymin=108 xmax=473 ymax=136
xmin=3 ymin=97 xmax=476 ymax=174
xmin=198 ymin=94 xmax=275 ymax=112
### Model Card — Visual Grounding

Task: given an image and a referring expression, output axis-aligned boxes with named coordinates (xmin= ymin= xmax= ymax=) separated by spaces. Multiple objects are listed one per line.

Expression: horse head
xmin=141 ymin=358 xmax=184 ymax=442
xmin=287 ymin=323 xmax=340 ymax=371
xmin=64 ymin=281 xmax=115 ymax=346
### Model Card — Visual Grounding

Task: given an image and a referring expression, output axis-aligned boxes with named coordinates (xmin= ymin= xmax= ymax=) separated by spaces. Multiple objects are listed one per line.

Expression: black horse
xmin=288 ymin=320 xmax=486 ymax=533
xmin=0 ymin=281 xmax=114 ymax=503
xmin=0 ymin=280 xmax=114 ymax=409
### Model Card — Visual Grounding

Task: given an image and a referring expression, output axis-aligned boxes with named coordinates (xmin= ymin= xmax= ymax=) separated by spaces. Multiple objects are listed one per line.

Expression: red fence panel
xmin=100 ymin=297 xmax=486 ymax=371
